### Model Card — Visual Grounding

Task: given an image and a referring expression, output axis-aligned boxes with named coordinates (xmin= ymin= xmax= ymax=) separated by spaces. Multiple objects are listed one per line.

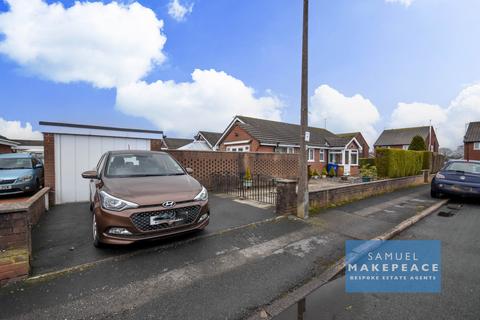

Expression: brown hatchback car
xmin=81 ymin=150 xmax=209 ymax=247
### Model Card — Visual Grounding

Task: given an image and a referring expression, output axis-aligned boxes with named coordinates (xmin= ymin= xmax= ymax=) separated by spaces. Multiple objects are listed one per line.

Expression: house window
xmin=474 ymin=142 xmax=480 ymax=150
xmin=329 ymin=151 xmax=343 ymax=164
xmin=287 ymin=147 xmax=295 ymax=154
xmin=275 ymin=146 xmax=295 ymax=154
xmin=307 ymin=148 xmax=315 ymax=162
xmin=351 ymin=150 xmax=359 ymax=165
xmin=320 ymin=150 xmax=325 ymax=162
xmin=227 ymin=145 xmax=250 ymax=152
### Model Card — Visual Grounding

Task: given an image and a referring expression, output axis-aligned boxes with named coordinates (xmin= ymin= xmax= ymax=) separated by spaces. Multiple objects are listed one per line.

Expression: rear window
xmin=105 ymin=153 xmax=185 ymax=177
xmin=0 ymin=158 xmax=33 ymax=170
xmin=444 ymin=162 xmax=480 ymax=174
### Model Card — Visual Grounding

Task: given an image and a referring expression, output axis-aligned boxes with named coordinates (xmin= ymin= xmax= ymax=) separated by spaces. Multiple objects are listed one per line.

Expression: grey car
xmin=0 ymin=153 xmax=44 ymax=196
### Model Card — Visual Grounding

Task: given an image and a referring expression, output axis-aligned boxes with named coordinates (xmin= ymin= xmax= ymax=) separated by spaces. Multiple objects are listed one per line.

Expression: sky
xmin=0 ymin=0 xmax=479 ymax=148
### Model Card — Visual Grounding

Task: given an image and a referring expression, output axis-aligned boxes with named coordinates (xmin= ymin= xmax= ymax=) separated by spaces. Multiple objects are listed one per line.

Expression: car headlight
xmin=16 ymin=175 xmax=33 ymax=182
xmin=194 ymin=186 xmax=208 ymax=201
xmin=99 ymin=191 xmax=139 ymax=211
xmin=435 ymin=173 xmax=446 ymax=179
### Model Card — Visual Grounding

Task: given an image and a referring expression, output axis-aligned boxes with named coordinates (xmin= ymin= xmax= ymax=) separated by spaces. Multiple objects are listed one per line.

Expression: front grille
xmin=131 ymin=205 xmax=201 ymax=232
xmin=0 ymin=179 xmax=16 ymax=185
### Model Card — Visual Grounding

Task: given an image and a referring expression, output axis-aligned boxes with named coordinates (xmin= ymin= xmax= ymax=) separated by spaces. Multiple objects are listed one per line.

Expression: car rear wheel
xmin=92 ymin=214 xmax=102 ymax=248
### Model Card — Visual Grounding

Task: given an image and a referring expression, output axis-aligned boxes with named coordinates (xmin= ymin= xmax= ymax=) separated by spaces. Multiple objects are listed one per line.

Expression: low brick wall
xmin=168 ymin=150 xmax=299 ymax=189
xmin=0 ymin=188 xmax=49 ymax=285
xmin=309 ymin=175 xmax=428 ymax=211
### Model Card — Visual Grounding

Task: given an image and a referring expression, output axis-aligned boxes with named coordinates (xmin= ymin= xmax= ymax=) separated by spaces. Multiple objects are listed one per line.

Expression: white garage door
xmin=54 ymin=134 xmax=150 ymax=204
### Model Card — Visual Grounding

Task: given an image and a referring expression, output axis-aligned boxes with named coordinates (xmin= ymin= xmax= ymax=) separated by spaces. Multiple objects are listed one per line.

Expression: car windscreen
xmin=444 ymin=162 xmax=480 ymax=174
xmin=105 ymin=153 xmax=185 ymax=177
xmin=0 ymin=158 xmax=33 ymax=170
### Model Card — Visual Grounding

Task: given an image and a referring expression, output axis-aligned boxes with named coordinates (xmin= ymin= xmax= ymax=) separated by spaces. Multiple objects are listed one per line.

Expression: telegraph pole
xmin=297 ymin=0 xmax=309 ymax=219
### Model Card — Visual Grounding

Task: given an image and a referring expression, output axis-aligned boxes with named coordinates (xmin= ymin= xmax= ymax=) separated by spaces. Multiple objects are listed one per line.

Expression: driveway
xmin=31 ymin=194 xmax=276 ymax=275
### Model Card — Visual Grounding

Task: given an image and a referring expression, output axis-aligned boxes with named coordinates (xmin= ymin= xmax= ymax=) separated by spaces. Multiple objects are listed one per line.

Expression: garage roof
xmin=39 ymin=121 xmax=163 ymax=140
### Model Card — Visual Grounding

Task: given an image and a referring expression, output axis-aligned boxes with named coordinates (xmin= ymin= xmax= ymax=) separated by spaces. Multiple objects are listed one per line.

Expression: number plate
xmin=0 ymin=185 xmax=12 ymax=190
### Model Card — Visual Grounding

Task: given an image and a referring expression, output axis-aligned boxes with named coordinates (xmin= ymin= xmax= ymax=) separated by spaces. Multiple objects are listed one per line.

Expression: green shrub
xmin=244 ymin=167 xmax=252 ymax=180
xmin=308 ymin=166 xmax=313 ymax=178
xmin=359 ymin=158 xmax=376 ymax=168
xmin=376 ymin=148 xmax=424 ymax=178
xmin=312 ymin=169 xmax=319 ymax=176
xmin=360 ymin=165 xmax=377 ymax=179
xmin=328 ymin=167 xmax=336 ymax=177
xmin=321 ymin=167 xmax=328 ymax=176
xmin=408 ymin=135 xmax=427 ymax=151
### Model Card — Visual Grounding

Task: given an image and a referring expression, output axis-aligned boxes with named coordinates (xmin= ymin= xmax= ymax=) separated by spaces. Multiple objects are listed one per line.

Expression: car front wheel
xmin=430 ymin=189 xmax=440 ymax=198
xmin=92 ymin=214 xmax=102 ymax=248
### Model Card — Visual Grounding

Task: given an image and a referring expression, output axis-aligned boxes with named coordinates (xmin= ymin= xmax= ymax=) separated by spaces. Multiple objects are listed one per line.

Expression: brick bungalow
xmin=160 ymin=137 xmax=193 ymax=150
xmin=215 ymin=116 xmax=363 ymax=176
xmin=337 ymin=132 xmax=370 ymax=158
xmin=464 ymin=121 xmax=480 ymax=161
xmin=0 ymin=135 xmax=19 ymax=154
xmin=374 ymin=126 xmax=439 ymax=152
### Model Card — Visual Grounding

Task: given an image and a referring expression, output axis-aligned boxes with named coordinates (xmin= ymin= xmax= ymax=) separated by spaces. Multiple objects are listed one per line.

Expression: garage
xmin=40 ymin=121 xmax=163 ymax=204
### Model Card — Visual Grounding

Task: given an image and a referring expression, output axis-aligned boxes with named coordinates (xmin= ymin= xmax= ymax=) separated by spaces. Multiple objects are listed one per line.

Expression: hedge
xmin=375 ymin=148 xmax=424 ymax=178
xmin=360 ymin=158 xmax=376 ymax=168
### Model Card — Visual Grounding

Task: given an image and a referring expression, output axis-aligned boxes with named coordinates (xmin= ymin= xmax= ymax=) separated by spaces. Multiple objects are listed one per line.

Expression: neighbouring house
xmin=464 ymin=121 xmax=480 ymax=161
xmin=13 ymin=139 xmax=44 ymax=159
xmin=0 ymin=135 xmax=19 ymax=153
xmin=215 ymin=115 xmax=363 ymax=176
xmin=161 ymin=137 xmax=194 ymax=150
xmin=39 ymin=121 xmax=163 ymax=205
xmin=374 ymin=126 xmax=439 ymax=152
xmin=195 ymin=131 xmax=222 ymax=150
xmin=337 ymin=132 xmax=369 ymax=158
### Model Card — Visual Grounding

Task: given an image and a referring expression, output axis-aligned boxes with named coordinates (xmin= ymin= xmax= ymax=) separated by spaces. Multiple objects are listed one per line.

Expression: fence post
xmin=422 ymin=169 xmax=430 ymax=183
xmin=276 ymin=179 xmax=298 ymax=216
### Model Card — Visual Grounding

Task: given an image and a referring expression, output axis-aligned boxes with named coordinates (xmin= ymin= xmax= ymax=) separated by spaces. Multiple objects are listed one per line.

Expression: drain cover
xmin=438 ymin=211 xmax=455 ymax=217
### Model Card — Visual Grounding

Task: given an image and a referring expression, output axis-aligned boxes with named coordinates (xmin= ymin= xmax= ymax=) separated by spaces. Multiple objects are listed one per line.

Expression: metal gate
xmin=210 ymin=174 xmax=277 ymax=205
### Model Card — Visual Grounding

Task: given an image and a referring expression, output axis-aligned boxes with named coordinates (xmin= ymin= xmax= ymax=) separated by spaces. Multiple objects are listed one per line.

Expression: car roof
xmin=447 ymin=159 xmax=480 ymax=164
xmin=0 ymin=153 xmax=34 ymax=159
xmin=108 ymin=150 xmax=168 ymax=155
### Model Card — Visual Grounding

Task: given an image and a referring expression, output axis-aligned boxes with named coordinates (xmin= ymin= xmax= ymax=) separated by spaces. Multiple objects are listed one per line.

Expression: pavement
xmin=0 ymin=185 xmax=447 ymax=320
xmin=274 ymin=199 xmax=480 ymax=320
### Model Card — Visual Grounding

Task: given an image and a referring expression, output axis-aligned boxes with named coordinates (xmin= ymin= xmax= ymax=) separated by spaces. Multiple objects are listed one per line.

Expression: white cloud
xmin=116 ymin=69 xmax=283 ymax=137
xmin=310 ymin=85 xmax=381 ymax=147
xmin=389 ymin=83 xmax=480 ymax=148
xmin=385 ymin=0 xmax=414 ymax=7
xmin=167 ymin=0 xmax=193 ymax=22
xmin=0 ymin=0 xmax=166 ymax=88
xmin=0 ymin=118 xmax=43 ymax=140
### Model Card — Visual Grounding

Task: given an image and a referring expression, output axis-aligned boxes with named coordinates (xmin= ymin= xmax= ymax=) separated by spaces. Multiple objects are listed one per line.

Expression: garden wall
xmin=0 ymin=188 xmax=49 ymax=285
xmin=309 ymin=175 xmax=428 ymax=211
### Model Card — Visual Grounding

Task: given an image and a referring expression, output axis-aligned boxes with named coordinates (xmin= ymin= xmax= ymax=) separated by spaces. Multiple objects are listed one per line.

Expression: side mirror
xmin=82 ymin=170 xmax=99 ymax=179
xmin=186 ymin=168 xmax=194 ymax=174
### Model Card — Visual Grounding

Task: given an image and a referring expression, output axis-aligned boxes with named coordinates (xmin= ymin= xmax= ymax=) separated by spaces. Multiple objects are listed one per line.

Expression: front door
xmin=344 ymin=150 xmax=351 ymax=176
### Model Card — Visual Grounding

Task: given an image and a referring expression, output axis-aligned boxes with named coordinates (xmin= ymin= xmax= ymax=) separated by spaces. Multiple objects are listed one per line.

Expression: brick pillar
xmin=43 ymin=133 xmax=55 ymax=207
xmin=276 ymin=179 xmax=298 ymax=216
xmin=150 ymin=139 xmax=163 ymax=151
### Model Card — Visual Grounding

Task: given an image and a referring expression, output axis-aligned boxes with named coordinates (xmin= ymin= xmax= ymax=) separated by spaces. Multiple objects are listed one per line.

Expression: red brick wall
xmin=0 ymin=188 xmax=49 ymax=284
xmin=465 ymin=142 xmax=480 ymax=161
xmin=0 ymin=144 xmax=13 ymax=153
xmin=309 ymin=175 xmax=427 ymax=211
xmin=220 ymin=124 xmax=262 ymax=152
xmin=150 ymin=139 xmax=163 ymax=151
xmin=168 ymin=150 xmax=299 ymax=189
xmin=43 ymin=133 xmax=55 ymax=206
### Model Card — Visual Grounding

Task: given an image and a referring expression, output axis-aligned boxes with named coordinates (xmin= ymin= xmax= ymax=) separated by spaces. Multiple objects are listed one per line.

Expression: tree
xmin=408 ymin=135 xmax=427 ymax=151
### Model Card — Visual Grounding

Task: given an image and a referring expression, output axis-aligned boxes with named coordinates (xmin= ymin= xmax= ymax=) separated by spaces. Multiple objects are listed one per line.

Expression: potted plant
xmin=307 ymin=166 xmax=313 ymax=180
xmin=321 ymin=167 xmax=328 ymax=179
xmin=360 ymin=165 xmax=377 ymax=182
xmin=312 ymin=169 xmax=320 ymax=179
xmin=243 ymin=167 xmax=253 ymax=188
xmin=328 ymin=167 xmax=336 ymax=178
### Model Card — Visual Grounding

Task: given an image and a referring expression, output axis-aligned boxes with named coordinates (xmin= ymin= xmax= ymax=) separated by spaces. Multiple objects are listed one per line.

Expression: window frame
xmin=226 ymin=145 xmax=250 ymax=152
xmin=474 ymin=142 xmax=480 ymax=150
xmin=307 ymin=148 xmax=315 ymax=162
xmin=319 ymin=149 xmax=325 ymax=162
